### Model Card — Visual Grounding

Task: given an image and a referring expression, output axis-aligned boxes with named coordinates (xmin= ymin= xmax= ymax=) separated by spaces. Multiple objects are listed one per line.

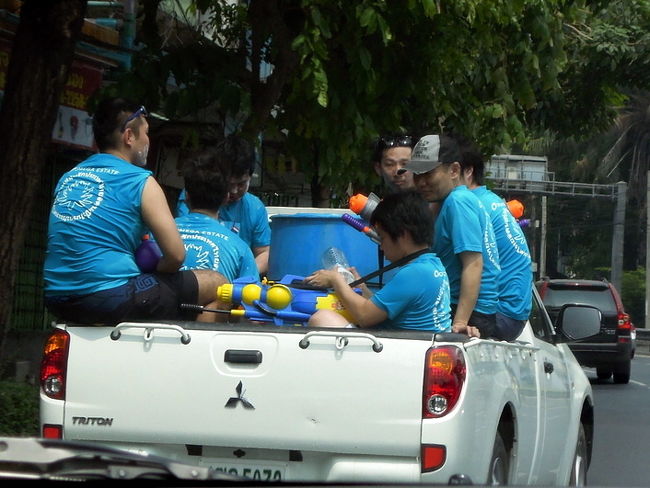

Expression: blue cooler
xmin=268 ymin=213 xmax=391 ymax=284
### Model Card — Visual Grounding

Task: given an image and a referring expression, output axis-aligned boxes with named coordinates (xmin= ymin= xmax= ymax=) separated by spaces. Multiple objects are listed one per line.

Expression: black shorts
xmin=450 ymin=303 xmax=497 ymax=339
xmin=45 ymin=271 xmax=199 ymax=325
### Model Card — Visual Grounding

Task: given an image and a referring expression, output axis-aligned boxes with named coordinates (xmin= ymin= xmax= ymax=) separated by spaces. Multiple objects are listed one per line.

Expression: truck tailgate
xmin=63 ymin=324 xmax=431 ymax=457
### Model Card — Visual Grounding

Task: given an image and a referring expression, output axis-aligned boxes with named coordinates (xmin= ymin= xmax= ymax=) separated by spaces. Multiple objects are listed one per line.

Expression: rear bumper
xmin=569 ymin=341 xmax=633 ymax=368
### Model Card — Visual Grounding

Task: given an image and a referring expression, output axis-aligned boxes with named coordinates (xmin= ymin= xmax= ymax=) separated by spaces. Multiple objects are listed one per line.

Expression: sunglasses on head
xmin=379 ymin=135 xmax=413 ymax=149
xmin=121 ymin=106 xmax=148 ymax=132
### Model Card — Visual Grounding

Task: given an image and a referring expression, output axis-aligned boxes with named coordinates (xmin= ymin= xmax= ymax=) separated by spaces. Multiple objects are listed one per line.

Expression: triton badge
xmin=225 ymin=381 xmax=255 ymax=409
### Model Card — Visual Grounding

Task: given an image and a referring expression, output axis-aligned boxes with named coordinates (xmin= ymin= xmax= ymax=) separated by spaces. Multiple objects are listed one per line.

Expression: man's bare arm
xmin=141 ymin=177 xmax=185 ymax=273
xmin=453 ymin=251 xmax=482 ymax=335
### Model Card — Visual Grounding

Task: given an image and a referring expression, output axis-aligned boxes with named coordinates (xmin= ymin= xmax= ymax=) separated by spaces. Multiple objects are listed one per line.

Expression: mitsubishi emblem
xmin=225 ymin=381 xmax=255 ymax=409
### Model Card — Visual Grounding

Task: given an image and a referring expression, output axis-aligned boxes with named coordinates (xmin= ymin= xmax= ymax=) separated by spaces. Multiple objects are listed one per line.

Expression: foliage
xmin=102 ymin=0 xmax=642 ymax=202
xmin=621 ymin=267 xmax=645 ymax=326
xmin=0 ymin=380 xmax=40 ymax=436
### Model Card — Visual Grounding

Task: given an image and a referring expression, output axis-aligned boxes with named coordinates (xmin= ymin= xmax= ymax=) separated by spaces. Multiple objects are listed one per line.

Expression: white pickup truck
xmin=39 ymin=278 xmax=599 ymax=486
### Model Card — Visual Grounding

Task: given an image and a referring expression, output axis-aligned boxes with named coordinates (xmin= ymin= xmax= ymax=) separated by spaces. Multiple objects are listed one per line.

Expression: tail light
xmin=423 ymin=346 xmax=466 ymax=418
xmin=617 ymin=312 xmax=631 ymax=331
xmin=42 ymin=424 xmax=63 ymax=439
xmin=40 ymin=329 xmax=70 ymax=400
xmin=421 ymin=444 xmax=446 ymax=472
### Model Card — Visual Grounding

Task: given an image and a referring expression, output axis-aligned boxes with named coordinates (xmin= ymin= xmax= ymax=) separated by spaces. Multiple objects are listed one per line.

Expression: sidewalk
xmin=636 ymin=328 xmax=650 ymax=355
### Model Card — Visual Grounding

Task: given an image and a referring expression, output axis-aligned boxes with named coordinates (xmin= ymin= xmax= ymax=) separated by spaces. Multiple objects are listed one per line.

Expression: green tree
xmin=107 ymin=0 xmax=612 ymax=203
xmin=0 ymin=0 xmax=87 ymax=365
xmin=517 ymin=1 xmax=650 ymax=279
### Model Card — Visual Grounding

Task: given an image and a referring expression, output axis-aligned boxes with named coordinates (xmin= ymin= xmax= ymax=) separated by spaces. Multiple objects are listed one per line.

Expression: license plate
xmin=202 ymin=461 xmax=286 ymax=480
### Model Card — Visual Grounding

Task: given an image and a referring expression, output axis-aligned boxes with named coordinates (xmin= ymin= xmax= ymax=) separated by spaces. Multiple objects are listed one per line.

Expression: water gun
xmin=506 ymin=199 xmax=531 ymax=228
xmin=212 ymin=274 xmax=360 ymax=326
xmin=135 ymin=234 xmax=162 ymax=272
xmin=343 ymin=193 xmax=381 ymax=244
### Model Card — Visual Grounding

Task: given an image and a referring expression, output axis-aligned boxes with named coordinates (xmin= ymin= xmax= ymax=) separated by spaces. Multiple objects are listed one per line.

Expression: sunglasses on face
xmin=379 ymin=135 xmax=413 ymax=150
xmin=121 ymin=106 xmax=148 ymax=132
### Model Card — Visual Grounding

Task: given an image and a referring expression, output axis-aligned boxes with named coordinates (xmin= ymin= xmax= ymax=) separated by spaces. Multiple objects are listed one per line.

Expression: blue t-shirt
xmin=473 ymin=186 xmax=532 ymax=320
xmin=433 ymin=185 xmax=500 ymax=315
xmin=175 ymin=212 xmax=259 ymax=281
xmin=44 ymin=153 xmax=151 ymax=296
xmin=177 ymin=190 xmax=271 ymax=249
xmin=370 ymin=253 xmax=452 ymax=332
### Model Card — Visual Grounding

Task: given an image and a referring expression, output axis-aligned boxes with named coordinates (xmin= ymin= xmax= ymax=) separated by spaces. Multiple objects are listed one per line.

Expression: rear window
xmin=541 ymin=286 xmax=616 ymax=314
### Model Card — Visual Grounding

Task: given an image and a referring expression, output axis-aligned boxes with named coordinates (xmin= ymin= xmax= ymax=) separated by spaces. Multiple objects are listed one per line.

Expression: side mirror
xmin=555 ymin=304 xmax=601 ymax=341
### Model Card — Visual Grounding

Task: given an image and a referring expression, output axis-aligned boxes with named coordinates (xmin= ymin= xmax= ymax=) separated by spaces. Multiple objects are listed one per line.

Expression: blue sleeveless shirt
xmin=44 ymin=153 xmax=151 ymax=296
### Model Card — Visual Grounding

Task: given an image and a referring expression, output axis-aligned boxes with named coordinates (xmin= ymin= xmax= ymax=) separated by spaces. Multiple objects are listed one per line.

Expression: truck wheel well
xmin=497 ymin=404 xmax=515 ymax=454
xmin=581 ymin=400 xmax=594 ymax=467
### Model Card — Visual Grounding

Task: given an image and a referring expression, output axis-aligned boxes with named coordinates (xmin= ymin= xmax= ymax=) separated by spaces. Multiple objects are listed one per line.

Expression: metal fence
xmin=10 ymin=163 xmax=57 ymax=331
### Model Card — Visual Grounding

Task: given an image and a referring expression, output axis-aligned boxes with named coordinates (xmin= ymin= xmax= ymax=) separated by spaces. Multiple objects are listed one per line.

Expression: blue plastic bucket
xmin=268 ymin=213 xmax=386 ymax=281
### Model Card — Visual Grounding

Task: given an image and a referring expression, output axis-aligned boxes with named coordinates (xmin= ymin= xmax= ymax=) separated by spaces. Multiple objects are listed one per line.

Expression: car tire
xmin=596 ymin=368 xmax=612 ymax=380
xmin=613 ymin=360 xmax=631 ymax=384
xmin=488 ymin=430 xmax=509 ymax=485
xmin=569 ymin=423 xmax=588 ymax=486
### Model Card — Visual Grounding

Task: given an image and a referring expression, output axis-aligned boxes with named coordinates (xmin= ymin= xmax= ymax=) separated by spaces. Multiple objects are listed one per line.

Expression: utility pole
xmin=611 ymin=181 xmax=627 ymax=294
xmin=540 ymin=196 xmax=547 ymax=278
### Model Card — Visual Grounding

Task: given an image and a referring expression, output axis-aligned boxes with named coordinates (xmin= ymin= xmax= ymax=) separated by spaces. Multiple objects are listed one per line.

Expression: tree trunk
xmin=0 ymin=0 xmax=87 ymax=366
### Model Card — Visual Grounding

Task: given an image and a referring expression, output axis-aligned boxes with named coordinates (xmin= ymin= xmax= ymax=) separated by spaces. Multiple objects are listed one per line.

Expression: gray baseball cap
xmin=399 ymin=134 xmax=462 ymax=175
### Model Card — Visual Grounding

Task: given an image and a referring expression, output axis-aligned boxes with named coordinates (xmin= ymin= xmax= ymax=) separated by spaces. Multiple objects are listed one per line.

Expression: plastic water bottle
xmin=322 ymin=247 xmax=355 ymax=284
xmin=135 ymin=234 xmax=162 ymax=273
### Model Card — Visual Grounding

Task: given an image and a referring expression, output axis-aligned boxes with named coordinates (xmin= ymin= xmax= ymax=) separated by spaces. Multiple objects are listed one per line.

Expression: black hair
xmin=92 ymin=97 xmax=144 ymax=151
xmin=370 ymin=133 xmax=415 ymax=164
xmin=370 ymin=190 xmax=433 ymax=246
xmin=182 ymin=147 xmax=231 ymax=212
xmin=224 ymin=134 xmax=256 ymax=178
xmin=452 ymin=133 xmax=485 ymax=185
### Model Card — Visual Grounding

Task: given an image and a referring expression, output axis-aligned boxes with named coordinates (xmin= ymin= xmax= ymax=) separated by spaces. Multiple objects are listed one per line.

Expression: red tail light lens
xmin=421 ymin=444 xmax=446 ymax=472
xmin=42 ymin=424 xmax=63 ymax=439
xmin=423 ymin=346 xmax=466 ymax=418
xmin=40 ymin=329 xmax=70 ymax=400
xmin=617 ymin=312 xmax=631 ymax=331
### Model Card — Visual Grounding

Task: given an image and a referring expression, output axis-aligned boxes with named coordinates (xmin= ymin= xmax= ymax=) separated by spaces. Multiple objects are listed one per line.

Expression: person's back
xmin=176 ymin=136 xmax=270 ymax=275
xmin=44 ymin=97 xmax=228 ymax=325
xmin=175 ymin=146 xmax=258 ymax=282
xmin=455 ymin=134 xmax=533 ymax=340
xmin=473 ymin=187 xmax=532 ymax=324
xmin=369 ymin=251 xmax=451 ymax=331
xmin=45 ymin=153 xmax=151 ymax=296
xmin=176 ymin=214 xmax=258 ymax=281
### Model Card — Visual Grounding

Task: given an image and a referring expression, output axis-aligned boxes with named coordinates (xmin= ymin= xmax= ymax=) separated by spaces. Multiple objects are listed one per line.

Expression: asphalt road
xmin=585 ymin=353 xmax=650 ymax=487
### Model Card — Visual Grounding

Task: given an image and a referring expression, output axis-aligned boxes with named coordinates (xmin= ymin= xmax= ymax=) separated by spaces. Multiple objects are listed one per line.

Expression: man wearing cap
xmin=370 ymin=134 xmax=416 ymax=193
xmin=457 ymin=137 xmax=532 ymax=341
xmin=400 ymin=134 xmax=500 ymax=338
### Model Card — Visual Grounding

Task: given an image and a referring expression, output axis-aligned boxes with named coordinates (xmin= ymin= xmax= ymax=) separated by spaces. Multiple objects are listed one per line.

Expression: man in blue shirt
xmin=176 ymin=146 xmax=259 ymax=286
xmin=457 ymin=137 xmax=532 ymax=341
xmin=400 ymin=135 xmax=500 ymax=339
xmin=44 ymin=97 xmax=228 ymax=325
xmin=177 ymin=136 xmax=271 ymax=275
xmin=305 ymin=191 xmax=451 ymax=333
